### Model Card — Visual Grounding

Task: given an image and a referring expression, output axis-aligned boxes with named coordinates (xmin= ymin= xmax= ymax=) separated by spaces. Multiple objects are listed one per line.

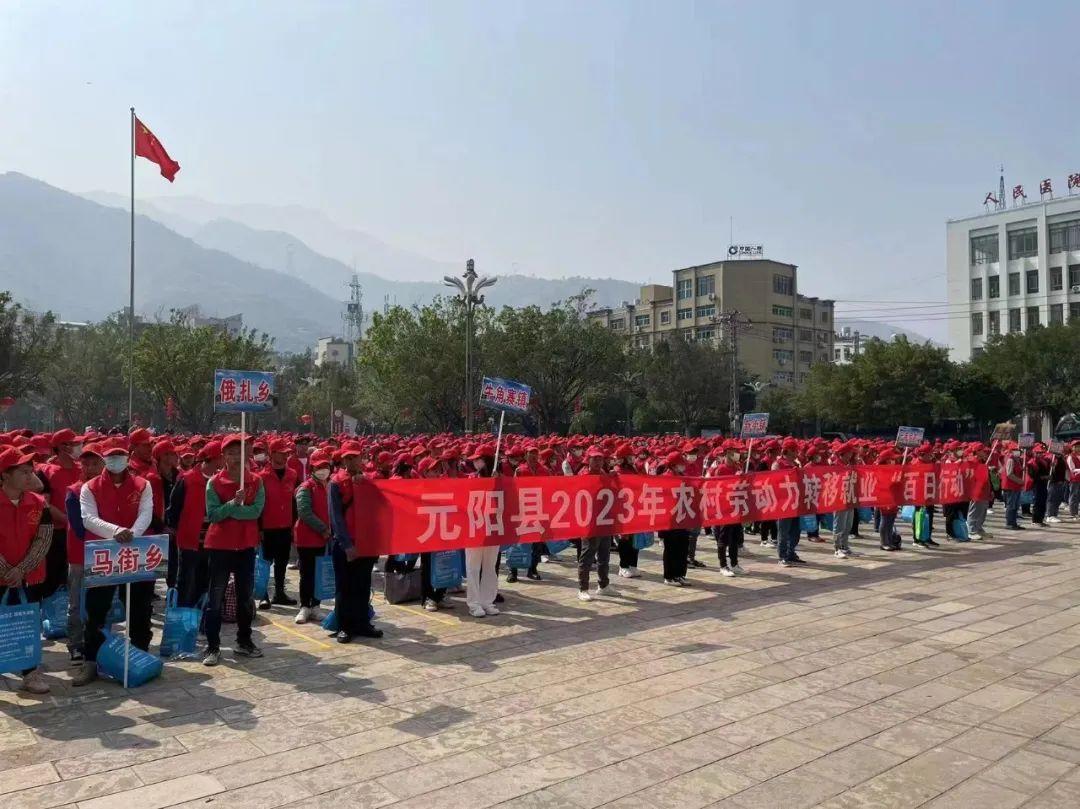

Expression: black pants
xmin=296 ymin=546 xmax=324 ymax=608
xmin=1032 ymin=481 xmax=1048 ymax=525
xmin=942 ymin=503 xmax=966 ymax=537
xmin=717 ymin=524 xmax=742 ymax=568
xmin=204 ymin=548 xmax=255 ymax=652
xmin=84 ymin=580 xmax=155 ymax=662
xmin=165 ymin=534 xmax=179 ymax=589
xmin=508 ymin=542 xmax=543 ymax=574
xmin=261 ymin=528 xmax=293 ymax=598
xmin=40 ymin=531 xmax=67 ymax=600
xmin=332 ymin=545 xmax=376 ymax=635
xmin=757 ymin=520 xmax=777 ymax=541
xmin=660 ymin=531 xmax=689 ymax=580
xmin=177 ymin=546 xmax=210 ymax=608
xmin=616 ymin=536 xmax=639 ymax=569
xmin=420 ymin=552 xmax=447 ymax=604
xmin=0 ymin=585 xmax=41 ymax=674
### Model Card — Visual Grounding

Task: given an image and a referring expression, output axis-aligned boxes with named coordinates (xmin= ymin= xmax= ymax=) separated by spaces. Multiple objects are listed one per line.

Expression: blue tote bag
xmin=631 ymin=533 xmax=655 ymax=550
xmin=0 ymin=589 xmax=41 ymax=674
xmin=97 ymin=631 xmax=163 ymax=687
xmin=546 ymin=540 xmax=572 ymax=556
xmin=430 ymin=550 xmax=464 ymax=589
xmin=504 ymin=543 xmax=533 ymax=569
xmin=314 ymin=547 xmax=336 ymax=601
xmin=799 ymin=514 xmax=818 ymax=534
xmin=40 ymin=586 xmax=68 ymax=640
xmin=159 ymin=589 xmax=201 ymax=658
xmin=253 ymin=553 xmax=272 ymax=601
xmin=899 ymin=505 xmax=916 ymax=523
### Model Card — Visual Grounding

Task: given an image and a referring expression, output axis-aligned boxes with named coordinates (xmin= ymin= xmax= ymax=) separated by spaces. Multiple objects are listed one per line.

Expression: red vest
xmin=258 ymin=467 xmax=298 ymax=530
xmin=85 ymin=472 xmax=148 ymax=539
xmin=204 ymin=472 xmax=262 ymax=551
xmin=39 ymin=460 xmax=81 ymax=527
xmin=0 ymin=491 xmax=46 ymax=585
xmin=175 ymin=468 xmax=209 ymax=551
xmin=128 ymin=455 xmax=153 ymax=478
xmin=294 ymin=478 xmax=330 ymax=548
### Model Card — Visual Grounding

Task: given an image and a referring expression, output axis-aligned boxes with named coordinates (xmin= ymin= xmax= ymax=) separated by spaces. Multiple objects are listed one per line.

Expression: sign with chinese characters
xmin=896 ymin=426 xmax=925 ymax=448
xmin=739 ymin=413 xmax=770 ymax=439
xmin=1049 ymin=439 xmax=1065 ymax=455
xmin=479 ymin=376 xmax=532 ymax=414
xmin=1018 ymin=432 xmax=1036 ymax=450
xmin=83 ymin=536 xmax=169 ymax=587
xmin=727 ymin=244 xmax=764 ymax=259
xmin=213 ymin=369 xmax=275 ymax=413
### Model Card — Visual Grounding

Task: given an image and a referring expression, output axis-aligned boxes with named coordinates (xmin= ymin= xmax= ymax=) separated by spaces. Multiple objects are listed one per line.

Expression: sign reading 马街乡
xmin=480 ymin=377 xmax=532 ymax=414
xmin=83 ymin=536 xmax=169 ymax=587
xmin=727 ymin=244 xmax=764 ymax=258
xmin=1018 ymin=432 xmax=1036 ymax=450
xmin=739 ymin=413 xmax=769 ymax=439
xmin=213 ymin=370 xmax=275 ymax=413
xmin=896 ymin=426 xmax=925 ymax=448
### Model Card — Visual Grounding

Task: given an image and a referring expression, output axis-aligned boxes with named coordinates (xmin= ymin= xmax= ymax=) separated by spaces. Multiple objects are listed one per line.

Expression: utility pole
xmin=717 ymin=310 xmax=752 ymax=434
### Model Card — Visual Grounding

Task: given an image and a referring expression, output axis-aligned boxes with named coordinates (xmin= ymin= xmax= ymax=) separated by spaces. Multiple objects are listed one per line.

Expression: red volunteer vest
xmin=40 ymin=460 xmax=81 ymax=527
xmin=294 ymin=478 xmax=330 ymax=548
xmin=175 ymin=468 xmax=209 ymax=551
xmin=203 ymin=471 xmax=262 ymax=551
xmin=0 ymin=491 xmax=46 ymax=585
xmin=85 ymin=472 xmax=147 ymax=539
xmin=258 ymin=466 xmax=299 ymax=530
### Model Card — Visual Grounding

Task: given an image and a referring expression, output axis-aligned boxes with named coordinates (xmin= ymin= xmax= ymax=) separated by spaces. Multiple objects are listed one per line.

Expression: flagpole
xmin=128 ymin=107 xmax=136 ymax=429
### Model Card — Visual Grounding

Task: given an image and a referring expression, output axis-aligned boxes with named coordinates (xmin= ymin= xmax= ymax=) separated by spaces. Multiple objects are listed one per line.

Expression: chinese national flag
xmin=134 ymin=117 xmax=180 ymax=182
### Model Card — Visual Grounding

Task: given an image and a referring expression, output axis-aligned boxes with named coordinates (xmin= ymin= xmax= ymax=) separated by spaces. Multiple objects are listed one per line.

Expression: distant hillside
xmin=835 ymin=318 xmax=937 ymax=346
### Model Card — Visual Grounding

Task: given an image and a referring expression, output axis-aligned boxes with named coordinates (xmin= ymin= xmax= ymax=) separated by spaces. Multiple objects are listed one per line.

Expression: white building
xmin=947 ymin=193 xmax=1080 ymax=361
xmin=833 ymin=327 xmax=865 ymax=364
xmin=315 ymin=336 xmax=353 ymax=367
xmin=176 ymin=305 xmax=244 ymax=337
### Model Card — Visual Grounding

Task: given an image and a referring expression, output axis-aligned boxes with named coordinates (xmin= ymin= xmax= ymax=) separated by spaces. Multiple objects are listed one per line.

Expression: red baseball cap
xmin=0 ymin=446 xmax=35 ymax=473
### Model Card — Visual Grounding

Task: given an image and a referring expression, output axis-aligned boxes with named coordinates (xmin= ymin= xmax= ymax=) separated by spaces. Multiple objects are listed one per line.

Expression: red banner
xmin=351 ymin=463 xmax=990 ymax=556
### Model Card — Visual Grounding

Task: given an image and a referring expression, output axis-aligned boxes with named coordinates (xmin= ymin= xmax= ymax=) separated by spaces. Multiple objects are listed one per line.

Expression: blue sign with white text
xmin=213 ymin=369 xmax=276 ymax=413
xmin=83 ymin=536 xmax=170 ymax=588
xmin=480 ymin=376 xmax=532 ymax=414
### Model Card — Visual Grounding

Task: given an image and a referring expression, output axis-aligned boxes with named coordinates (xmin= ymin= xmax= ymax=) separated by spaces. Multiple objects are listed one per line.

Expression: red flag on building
xmin=134 ymin=117 xmax=180 ymax=182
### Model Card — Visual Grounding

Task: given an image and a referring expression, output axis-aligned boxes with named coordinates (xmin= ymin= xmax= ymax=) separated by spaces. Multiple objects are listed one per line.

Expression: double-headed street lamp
xmin=444 ymin=259 xmax=496 ymax=433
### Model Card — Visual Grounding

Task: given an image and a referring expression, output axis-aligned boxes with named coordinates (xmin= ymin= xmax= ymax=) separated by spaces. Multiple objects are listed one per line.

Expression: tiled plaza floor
xmin=4 ymin=510 xmax=1080 ymax=808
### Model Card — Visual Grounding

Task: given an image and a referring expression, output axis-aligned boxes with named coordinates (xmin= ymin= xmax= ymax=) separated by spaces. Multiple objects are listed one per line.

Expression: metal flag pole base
xmin=123 ymin=582 xmax=131 ymax=689
xmin=492 ymin=411 xmax=506 ymax=472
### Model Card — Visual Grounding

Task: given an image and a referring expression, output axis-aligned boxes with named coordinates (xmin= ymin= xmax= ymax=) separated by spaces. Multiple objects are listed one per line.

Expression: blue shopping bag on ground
xmin=799 ymin=514 xmax=818 ymax=534
xmin=857 ymin=507 xmax=874 ymax=523
xmin=631 ymin=532 xmax=655 ymax=550
xmin=253 ymin=553 xmax=271 ymax=601
xmin=314 ymin=550 xmax=336 ymax=601
xmin=97 ymin=631 xmax=162 ymax=687
xmin=0 ymin=589 xmax=41 ymax=674
xmin=819 ymin=513 xmax=834 ymax=531
xmin=951 ymin=518 xmax=970 ymax=541
xmin=40 ymin=586 xmax=68 ymax=640
xmin=899 ymin=505 xmax=916 ymax=523
xmin=546 ymin=540 xmax=572 ymax=556
xmin=430 ymin=550 xmax=464 ymax=589
xmin=1020 ymin=490 xmax=1035 ymax=506
xmin=504 ymin=543 xmax=533 ymax=569
xmin=159 ymin=589 xmax=201 ymax=658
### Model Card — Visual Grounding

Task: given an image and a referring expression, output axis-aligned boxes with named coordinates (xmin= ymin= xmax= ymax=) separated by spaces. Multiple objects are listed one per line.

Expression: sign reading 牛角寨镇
xmin=480 ymin=377 xmax=532 ymax=414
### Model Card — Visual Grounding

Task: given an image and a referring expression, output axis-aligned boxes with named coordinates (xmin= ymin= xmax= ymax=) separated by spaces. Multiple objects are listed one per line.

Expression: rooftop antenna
xmin=998 ymin=165 xmax=1006 ymax=211
xmin=344 ymin=273 xmax=364 ymax=342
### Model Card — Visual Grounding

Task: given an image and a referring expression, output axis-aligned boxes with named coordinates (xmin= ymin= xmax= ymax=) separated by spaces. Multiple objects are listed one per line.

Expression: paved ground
xmin=4 ymin=511 xmax=1080 ymax=809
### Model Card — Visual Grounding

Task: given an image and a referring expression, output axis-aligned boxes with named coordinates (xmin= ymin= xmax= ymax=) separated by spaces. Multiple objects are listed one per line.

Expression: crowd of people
xmin=0 ymin=425 xmax=1074 ymax=695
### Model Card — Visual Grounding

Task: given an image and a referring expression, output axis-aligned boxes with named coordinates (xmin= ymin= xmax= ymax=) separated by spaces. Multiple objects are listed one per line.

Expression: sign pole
xmin=239 ymin=411 xmax=246 ymax=490
xmin=743 ymin=438 xmax=753 ymax=474
xmin=123 ymin=581 xmax=131 ymax=689
xmin=492 ymin=410 xmax=506 ymax=472
xmin=901 ymin=448 xmax=909 ymax=466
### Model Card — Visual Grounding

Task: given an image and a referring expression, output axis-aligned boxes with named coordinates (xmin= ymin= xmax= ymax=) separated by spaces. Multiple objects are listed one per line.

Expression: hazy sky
xmin=3 ymin=0 xmax=1079 ymax=340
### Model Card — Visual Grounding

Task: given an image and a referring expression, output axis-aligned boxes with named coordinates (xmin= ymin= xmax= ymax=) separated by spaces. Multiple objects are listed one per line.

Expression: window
xmin=772 ymin=349 xmax=794 ymax=364
xmin=1049 ymin=220 xmax=1080 ymax=253
xmin=798 ymin=373 xmax=807 ymax=383
xmin=1071 ymin=265 xmax=1080 ymax=288
xmin=988 ymin=275 xmax=1000 ymax=298
xmin=633 ymin=314 xmax=650 ymax=328
xmin=799 ymin=328 xmax=812 ymax=341
xmin=659 ymin=310 xmax=671 ymax=325
xmin=634 ymin=334 xmax=650 ymax=349
xmin=971 ymin=278 xmax=983 ymax=300
xmin=1051 ymin=303 xmax=1064 ymax=325
xmin=1026 ymin=269 xmax=1039 ymax=294
xmin=1007 ymin=227 xmax=1037 ymax=259
xmin=676 ymin=279 xmax=692 ymax=300
xmin=970 ymin=233 xmax=999 ymax=264
xmin=610 ymin=318 xmax=625 ymax=330
xmin=798 ymin=350 xmax=813 ymax=364
xmin=973 ymin=347 xmax=985 ymax=358
xmin=772 ymin=371 xmax=794 ymax=384
xmin=799 ymin=307 xmax=813 ymax=320
xmin=834 ymin=348 xmax=841 ymax=361
xmin=772 ymin=326 xmax=793 ymax=342
xmin=773 ymin=274 xmax=793 ymax=295
xmin=695 ymin=275 xmax=715 ymax=297
xmin=1008 ymin=272 xmax=1020 ymax=296
xmin=676 ymin=308 xmax=692 ymax=322
xmin=772 ymin=305 xmax=793 ymax=318
xmin=1008 ymin=308 xmax=1021 ymax=332
xmin=820 ymin=311 xmax=830 ymax=323
xmin=988 ymin=310 xmax=1000 ymax=335
xmin=1027 ymin=306 xmax=1040 ymax=328
xmin=1051 ymin=267 xmax=1064 ymax=291
xmin=1071 ymin=302 xmax=1080 ymax=321
xmin=696 ymin=326 xmax=715 ymax=341
xmin=843 ymin=348 xmax=852 ymax=360
xmin=695 ymin=304 xmax=715 ymax=319
xmin=971 ymin=312 xmax=983 ymax=336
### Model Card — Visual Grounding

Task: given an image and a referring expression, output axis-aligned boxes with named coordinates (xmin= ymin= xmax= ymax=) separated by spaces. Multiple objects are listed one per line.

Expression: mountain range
xmin=0 ymin=172 xmax=923 ymax=353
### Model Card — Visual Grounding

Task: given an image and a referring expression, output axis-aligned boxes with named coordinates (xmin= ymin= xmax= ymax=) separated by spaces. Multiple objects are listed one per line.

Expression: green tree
xmin=975 ymin=323 xmax=1080 ymax=421
xmin=0 ymin=291 xmax=61 ymax=401
xmin=640 ymin=333 xmax=733 ymax=435
xmin=132 ymin=312 xmax=273 ymax=432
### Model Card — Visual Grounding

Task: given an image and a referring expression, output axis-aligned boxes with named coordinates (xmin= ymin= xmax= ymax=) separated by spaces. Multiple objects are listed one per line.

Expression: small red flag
xmin=134 ymin=117 xmax=180 ymax=182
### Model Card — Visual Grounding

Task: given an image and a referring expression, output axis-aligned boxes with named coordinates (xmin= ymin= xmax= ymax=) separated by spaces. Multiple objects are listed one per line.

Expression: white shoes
xmin=540 ymin=555 xmax=551 ymax=563
xmin=423 ymin=599 xmax=440 ymax=612
xmin=577 ymin=590 xmax=594 ymax=602
xmin=663 ymin=578 xmax=685 ymax=587
xmin=731 ymin=564 xmax=745 ymax=574
xmin=968 ymin=532 xmax=982 ymax=541
xmin=618 ymin=567 xmax=641 ymax=578
xmin=595 ymin=585 xmax=618 ymax=598
xmin=482 ymin=604 xmax=500 ymax=616
xmin=469 ymin=606 xmax=487 ymax=618
xmin=720 ymin=567 xmax=735 ymax=577
xmin=294 ymin=607 xmax=312 ymax=624
xmin=1047 ymin=516 xmax=1062 ymax=524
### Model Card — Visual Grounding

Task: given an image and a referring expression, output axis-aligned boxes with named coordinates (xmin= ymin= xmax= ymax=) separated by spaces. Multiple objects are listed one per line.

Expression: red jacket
xmin=85 ymin=472 xmax=148 ymax=539
xmin=294 ymin=478 xmax=330 ymax=548
xmin=173 ymin=468 xmax=209 ymax=551
xmin=39 ymin=460 xmax=81 ymax=527
xmin=0 ymin=491 xmax=47 ymax=586
xmin=204 ymin=472 xmax=262 ymax=551
xmin=258 ymin=466 xmax=299 ymax=530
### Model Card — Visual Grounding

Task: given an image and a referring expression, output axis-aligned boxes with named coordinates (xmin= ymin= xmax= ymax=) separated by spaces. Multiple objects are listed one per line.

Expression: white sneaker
xmin=618 ymin=567 xmax=634 ymax=578
xmin=469 ymin=606 xmax=487 ymax=618
xmin=663 ymin=578 xmax=684 ymax=587
xmin=986 ymin=508 xmax=994 ymax=514
xmin=577 ymin=590 xmax=594 ymax=602
xmin=731 ymin=564 xmax=745 ymax=574
xmin=423 ymin=599 xmax=439 ymax=612
xmin=1047 ymin=516 xmax=1062 ymax=524
xmin=720 ymin=567 xmax=735 ymax=577
xmin=834 ymin=550 xmax=844 ymax=558
xmin=540 ymin=555 xmax=551 ymax=563
xmin=294 ymin=607 xmax=312 ymax=624
xmin=483 ymin=604 xmax=500 ymax=616
xmin=630 ymin=567 xmax=642 ymax=577
xmin=595 ymin=585 xmax=618 ymax=597
xmin=968 ymin=532 xmax=982 ymax=541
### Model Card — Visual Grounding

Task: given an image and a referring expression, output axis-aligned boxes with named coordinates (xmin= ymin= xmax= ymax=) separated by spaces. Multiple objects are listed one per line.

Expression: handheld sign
xmin=83 ymin=536 xmax=169 ymax=588
xmin=480 ymin=376 xmax=532 ymax=414
xmin=739 ymin=413 xmax=769 ymax=439
xmin=213 ymin=370 xmax=275 ymax=413
xmin=1018 ymin=432 xmax=1035 ymax=450
xmin=1049 ymin=439 xmax=1065 ymax=455
xmin=896 ymin=426 xmax=925 ymax=448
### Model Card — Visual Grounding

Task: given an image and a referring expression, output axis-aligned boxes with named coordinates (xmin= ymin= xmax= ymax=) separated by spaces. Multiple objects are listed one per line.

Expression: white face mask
xmin=313 ymin=468 xmax=331 ymax=481
xmin=104 ymin=456 xmax=129 ymax=474
xmin=473 ymin=459 xmax=486 ymax=472
xmin=68 ymin=444 xmax=83 ymax=458
xmin=253 ymin=453 xmax=268 ymax=463
xmin=686 ymin=454 xmax=697 ymax=462
xmin=674 ymin=465 xmax=686 ymax=475
xmin=573 ymin=449 xmax=583 ymax=457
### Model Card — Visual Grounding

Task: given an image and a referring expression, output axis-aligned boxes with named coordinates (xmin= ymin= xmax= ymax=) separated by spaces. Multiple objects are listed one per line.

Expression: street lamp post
xmin=444 ymin=259 xmax=496 ymax=433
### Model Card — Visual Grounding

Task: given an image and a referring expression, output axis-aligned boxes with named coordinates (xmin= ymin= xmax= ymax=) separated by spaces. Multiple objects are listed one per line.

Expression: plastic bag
xmin=97 ymin=630 xmax=163 ymax=687
xmin=160 ymin=588 xmax=201 ymax=658
xmin=504 ymin=544 xmax=533 ymax=569
xmin=314 ymin=551 xmax=336 ymax=601
xmin=40 ymin=586 xmax=68 ymax=640
xmin=631 ymin=533 xmax=655 ymax=550
xmin=0 ymin=589 xmax=41 ymax=674
xmin=253 ymin=553 xmax=271 ymax=601
xmin=429 ymin=550 xmax=464 ymax=589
